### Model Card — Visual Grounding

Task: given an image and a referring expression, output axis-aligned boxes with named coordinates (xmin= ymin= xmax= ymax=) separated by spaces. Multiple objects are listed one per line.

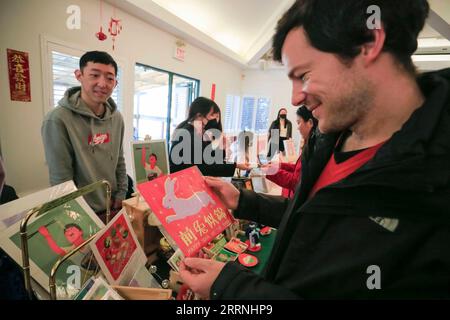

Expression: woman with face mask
xmin=267 ymin=108 xmax=292 ymax=158
xmin=263 ymin=106 xmax=318 ymax=198
xmin=203 ymin=103 xmax=223 ymax=146
xmin=169 ymin=97 xmax=249 ymax=176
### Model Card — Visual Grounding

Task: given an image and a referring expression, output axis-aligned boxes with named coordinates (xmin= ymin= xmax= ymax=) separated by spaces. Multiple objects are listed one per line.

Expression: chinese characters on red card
xmin=137 ymin=166 xmax=234 ymax=257
xmin=7 ymin=49 xmax=31 ymax=102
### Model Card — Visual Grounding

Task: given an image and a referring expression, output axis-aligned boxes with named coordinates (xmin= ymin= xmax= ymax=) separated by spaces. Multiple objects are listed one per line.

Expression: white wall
xmin=0 ymin=0 xmax=242 ymax=196
xmin=241 ymin=68 xmax=302 ymax=150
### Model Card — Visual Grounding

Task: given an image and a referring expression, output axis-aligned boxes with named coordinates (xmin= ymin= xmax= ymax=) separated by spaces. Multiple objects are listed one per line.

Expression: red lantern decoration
xmin=108 ymin=17 xmax=122 ymax=50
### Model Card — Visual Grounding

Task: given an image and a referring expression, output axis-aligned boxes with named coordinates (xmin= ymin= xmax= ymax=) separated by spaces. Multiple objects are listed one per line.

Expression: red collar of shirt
xmin=308 ymin=140 xmax=385 ymax=199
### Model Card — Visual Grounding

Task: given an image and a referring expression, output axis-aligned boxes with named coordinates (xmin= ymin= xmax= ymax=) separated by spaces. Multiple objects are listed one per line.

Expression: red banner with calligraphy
xmin=7 ymin=49 xmax=31 ymax=102
xmin=137 ymin=166 xmax=234 ymax=257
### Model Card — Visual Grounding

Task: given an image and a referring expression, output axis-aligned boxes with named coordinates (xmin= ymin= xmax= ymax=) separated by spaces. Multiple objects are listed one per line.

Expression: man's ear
xmin=74 ymin=69 xmax=82 ymax=81
xmin=360 ymin=27 xmax=386 ymax=66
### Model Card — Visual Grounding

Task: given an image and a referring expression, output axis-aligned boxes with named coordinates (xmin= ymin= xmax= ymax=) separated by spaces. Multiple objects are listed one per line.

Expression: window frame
xmin=134 ymin=62 xmax=200 ymax=143
xmin=40 ymin=35 xmax=125 ymax=116
xmin=224 ymin=93 xmax=271 ymax=135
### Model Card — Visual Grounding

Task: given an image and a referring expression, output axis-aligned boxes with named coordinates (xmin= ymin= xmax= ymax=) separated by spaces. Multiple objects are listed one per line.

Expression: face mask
xmin=280 ymin=114 xmax=287 ymax=119
xmin=205 ymin=119 xmax=220 ymax=131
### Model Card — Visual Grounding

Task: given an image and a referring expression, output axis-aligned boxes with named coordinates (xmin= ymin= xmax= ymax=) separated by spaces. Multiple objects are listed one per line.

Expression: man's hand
xmin=204 ymin=177 xmax=240 ymax=210
xmin=179 ymin=257 xmax=226 ymax=299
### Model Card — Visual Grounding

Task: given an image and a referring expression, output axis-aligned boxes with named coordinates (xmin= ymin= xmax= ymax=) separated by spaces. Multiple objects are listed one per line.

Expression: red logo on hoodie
xmin=88 ymin=133 xmax=110 ymax=145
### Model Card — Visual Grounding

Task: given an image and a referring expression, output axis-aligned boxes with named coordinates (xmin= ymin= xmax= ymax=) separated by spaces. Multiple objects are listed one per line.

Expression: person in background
xmin=264 ymin=105 xmax=317 ymax=198
xmin=203 ymin=103 xmax=225 ymax=153
xmin=267 ymin=108 xmax=292 ymax=158
xmin=41 ymin=51 xmax=127 ymax=219
xmin=169 ymin=97 xmax=249 ymax=176
xmin=204 ymin=103 xmax=223 ymax=133
xmin=203 ymin=104 xmax=250 ymax=175
xmin=179 ymin=0 xmax=450 ymax=299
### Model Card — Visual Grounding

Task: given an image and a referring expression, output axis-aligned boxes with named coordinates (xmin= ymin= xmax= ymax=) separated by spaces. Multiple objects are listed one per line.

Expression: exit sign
xmin=174 ymin=46 xmax=185 ymax=61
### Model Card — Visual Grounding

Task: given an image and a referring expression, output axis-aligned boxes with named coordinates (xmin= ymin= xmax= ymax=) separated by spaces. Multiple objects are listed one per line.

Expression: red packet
xmin=224 ymin=237 xmax=248 ymax=254
xmin=137 ymin=166 xmax=234 ymax=257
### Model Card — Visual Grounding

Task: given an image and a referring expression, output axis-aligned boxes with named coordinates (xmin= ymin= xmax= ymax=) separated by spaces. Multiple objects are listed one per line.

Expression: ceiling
xmin=107 ymin=0 xmax=450 ymax=70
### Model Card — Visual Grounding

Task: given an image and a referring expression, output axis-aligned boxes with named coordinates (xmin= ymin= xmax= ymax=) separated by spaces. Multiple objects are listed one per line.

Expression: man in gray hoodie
xmin=42 ymin=51 xmax=127 ymax=216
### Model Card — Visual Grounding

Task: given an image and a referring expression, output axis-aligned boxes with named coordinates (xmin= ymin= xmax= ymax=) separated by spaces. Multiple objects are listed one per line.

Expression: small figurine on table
xmin=245 ymin=222 xmax=261 ymax=252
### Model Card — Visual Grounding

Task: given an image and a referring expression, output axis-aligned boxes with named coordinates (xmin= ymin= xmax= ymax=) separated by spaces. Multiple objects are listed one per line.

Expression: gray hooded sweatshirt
xmin=42 ymin=87 xmax=127 ymax=212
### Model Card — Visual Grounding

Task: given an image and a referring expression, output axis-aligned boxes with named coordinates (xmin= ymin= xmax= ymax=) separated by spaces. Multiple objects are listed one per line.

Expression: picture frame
xmin=90 ymin=209 xmax=147 ymax=285
xmin=231 ymin=177 xmax=253 ymax=191
xmin=0 ymin=195 xmax=105 ymax=300
xmin=131 ymin=139 xmax=170 ymax=185
xmin=82 ymin=276 xmax=123 ymax=300
xmin=128 ymin=264 xmax=161 ymax=288
xmin=167 ymin=248 xmax=185 ymax=272
xmin=0 ymin=180 xmax=77 ymax=232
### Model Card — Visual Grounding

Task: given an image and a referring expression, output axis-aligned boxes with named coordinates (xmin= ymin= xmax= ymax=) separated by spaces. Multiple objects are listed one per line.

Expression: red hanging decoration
xmin=96 ymin=26 xmax=107 ymax=41
xmin=108 ymin=6 xmax=123 ymax=50
xmin=96 ymin=0 xmax=107 ymax=41
xmin=108 ymin=18 xmax=122 ymax=36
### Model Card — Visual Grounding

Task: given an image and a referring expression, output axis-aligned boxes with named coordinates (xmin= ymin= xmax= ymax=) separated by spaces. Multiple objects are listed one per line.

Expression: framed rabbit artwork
xmin=137 ymin=166 xmax=234 ymax=257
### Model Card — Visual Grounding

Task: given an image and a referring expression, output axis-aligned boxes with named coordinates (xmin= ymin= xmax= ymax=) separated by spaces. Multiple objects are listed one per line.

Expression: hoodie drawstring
xmin=90 ymin=117 xmax=95 ymax=154
xmin=109 ymin=118 xmax=113 ymax=160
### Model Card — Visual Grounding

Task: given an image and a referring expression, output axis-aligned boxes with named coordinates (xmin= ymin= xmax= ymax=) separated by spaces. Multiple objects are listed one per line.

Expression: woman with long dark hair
xmin=267 ymin=108 xmax=292 ymax=158
xmin=170 ymin=97 xmax=248 ymax=176
xmin=264 ymin=105 xmax=317 ymax=198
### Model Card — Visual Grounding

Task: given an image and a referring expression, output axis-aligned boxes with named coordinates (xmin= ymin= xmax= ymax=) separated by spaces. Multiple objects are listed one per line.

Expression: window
xmin=224 ymin=94 xmax=241 ymax=133
xmin=224 ymin=94 xmax=271 ymax=134
xmin=134 ymin=64 xmax=199 ymax=141
xmin=240 ymin=96 xmax=256 ymax=131
xmin=51 ymin=51 xmax=123 ymax=110
xmin=255 ymin=97 xmax=271 ymax=133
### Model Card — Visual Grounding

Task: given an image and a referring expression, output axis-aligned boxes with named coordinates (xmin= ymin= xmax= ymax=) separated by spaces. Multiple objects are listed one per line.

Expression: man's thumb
xmin=184 ymin=257 xmax=210 ymax=270
xmin=204 ymin=177 xmax=222 ymax=189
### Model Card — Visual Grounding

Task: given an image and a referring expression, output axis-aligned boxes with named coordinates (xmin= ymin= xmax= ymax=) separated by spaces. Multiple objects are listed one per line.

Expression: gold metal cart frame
xmin=20 ymin=180 xmax=111 ymax=300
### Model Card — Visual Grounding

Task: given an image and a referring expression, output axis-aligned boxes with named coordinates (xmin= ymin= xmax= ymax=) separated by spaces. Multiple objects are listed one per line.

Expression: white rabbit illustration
xmin=162 ymin=177 xmax=216 ymax=223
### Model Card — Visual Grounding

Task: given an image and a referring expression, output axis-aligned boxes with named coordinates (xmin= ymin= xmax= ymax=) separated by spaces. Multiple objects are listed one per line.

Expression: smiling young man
xmin=179 ymin=0 xmax=450 ymax=299
xmin=42 ymin=51 xmax=127 ymax=217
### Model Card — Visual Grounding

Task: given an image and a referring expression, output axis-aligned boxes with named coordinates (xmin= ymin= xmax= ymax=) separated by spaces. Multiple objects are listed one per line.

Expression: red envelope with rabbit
xmin=137 ymin=166 xmax=235 ymax=257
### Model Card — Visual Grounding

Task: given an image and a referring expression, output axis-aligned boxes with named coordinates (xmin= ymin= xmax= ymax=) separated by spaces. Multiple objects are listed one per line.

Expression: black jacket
xmin=211 ymin=69 xmax=450 ymax=299
xmin=267 ymin=118 xmax=293 ymax=156
xmin=169 ymin=121 xmax=236 ymax=177
xmin=268 ymin=118 xmax=293 ymax=141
